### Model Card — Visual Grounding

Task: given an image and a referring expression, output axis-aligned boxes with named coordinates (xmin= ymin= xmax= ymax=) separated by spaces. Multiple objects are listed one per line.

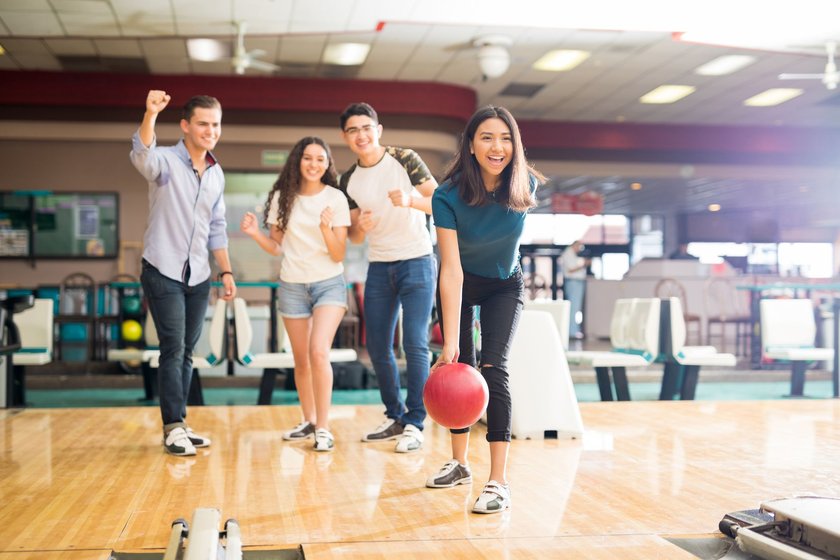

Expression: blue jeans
xmin=141 ymin=260 xmax=210 ymax=431
xmin=365 ymin=255 xmax=436 ymax=430
xmin=564 ymin=278 xmax=585 ymax=337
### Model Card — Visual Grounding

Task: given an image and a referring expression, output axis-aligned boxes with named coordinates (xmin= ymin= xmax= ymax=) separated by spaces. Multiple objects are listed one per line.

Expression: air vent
xmin=498 ymin=82 xmax=545 ymax=97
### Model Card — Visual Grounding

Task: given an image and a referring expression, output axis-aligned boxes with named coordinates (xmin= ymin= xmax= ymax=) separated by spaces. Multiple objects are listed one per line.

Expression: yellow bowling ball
xmin=121 ymin=319 xmax=143 ymax=342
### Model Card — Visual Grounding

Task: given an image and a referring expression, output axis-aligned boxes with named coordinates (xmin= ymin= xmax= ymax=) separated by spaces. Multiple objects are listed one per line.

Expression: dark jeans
xmin=141 ymin=260 xmax=210 ymax=431
xmin=364 ymin=254 xmax=436 ymax=430
xmin=436 ymin=270 xmax=524 ymax=442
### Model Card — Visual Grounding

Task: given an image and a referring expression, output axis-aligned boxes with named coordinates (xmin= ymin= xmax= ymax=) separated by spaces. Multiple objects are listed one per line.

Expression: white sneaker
xmin=394 ymin=424 xmax=424 ymax=453
xmin=282 ymin=421 xmax=316 ymax=441
xmin=472 ymin=481 xmax=511 ymax=514
xmin=361 ymin=418 xmax=404 ymax=442
xmin=164 ymin=427 xmax=196 ymax=456
xmin=185 ymin=427 xmax=211 ymax=448
xmin=426 ymin=459 xmax=472 ymax=488
xmin=313 ymin=428 xmax=335 ymax=452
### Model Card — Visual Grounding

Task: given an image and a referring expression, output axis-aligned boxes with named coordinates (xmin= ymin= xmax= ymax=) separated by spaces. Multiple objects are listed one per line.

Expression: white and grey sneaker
xmin=313 ymin=428 xmax=335 ymax=452
xmin=283 ymin=421 xmax=316 ymax=441
xmin=426 ymin=459 xmax=472 ymax=488
xmin=472 ymin=481 xmax=511 ymax=514
xmin=164 ymin=427 xmax=197 ymax=457
xmin=394 ymin=424 xmax=424 ymax=453
xmin=185 ymin=427 xmax=211 ymax=448
xmin=361 ymin=418 xmax=404 ymax=442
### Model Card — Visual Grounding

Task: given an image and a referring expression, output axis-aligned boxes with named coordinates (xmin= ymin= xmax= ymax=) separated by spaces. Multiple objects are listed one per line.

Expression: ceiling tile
xmin=0 ymin=0 xmax=51 ymax=10
xmin=277 ymin=35 xmax=325 ymax=64
xmin=9 ymin=52 xmax=61 ymax=70
xmin=58 ymin=12 xmax=120 ymax=36
xmin=44 ymin=37 xmax=97 ymax=55
xmin=1 ymin=37 xmax=52 ymax=55
xmin=50 ymin=0 xmax=112 ymax=14
xmin=291 ymin=0 xmax=355 ymax=33
xmin=139 ymin=38 xmax=187 ymax=57
xmin=146 ymin=57 xmax=192 ymax=75
xmin=93 ymin=38 xmax=143 ymax=57
xmin=0 ymin=11 xmax=64 ymax=35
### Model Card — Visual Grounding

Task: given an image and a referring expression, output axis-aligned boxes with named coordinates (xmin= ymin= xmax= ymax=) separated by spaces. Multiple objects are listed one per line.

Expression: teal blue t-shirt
xmin=432 ymin=176 xmax=536 ymax=279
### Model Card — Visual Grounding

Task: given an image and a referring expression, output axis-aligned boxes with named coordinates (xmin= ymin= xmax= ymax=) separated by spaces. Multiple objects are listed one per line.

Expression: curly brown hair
xmin=263 ymin=137 xmax=339 ymax=232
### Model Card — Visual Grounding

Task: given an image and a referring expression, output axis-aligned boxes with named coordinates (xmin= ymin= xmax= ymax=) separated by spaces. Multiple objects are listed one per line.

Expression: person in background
xmin=240 ymin=137 xmax=350 ymax=453
xmin=561 ymin=240 xmax=590 ymax=340
xmin=130 ymin=90 xmax=236 ymax=456
xmin=669 ymin=242 xmax=698 ymax=260
xmin=338 ymin=102 xmax=438 ymax=454
xmin=429 ymin=105 xmax=544 ymax=514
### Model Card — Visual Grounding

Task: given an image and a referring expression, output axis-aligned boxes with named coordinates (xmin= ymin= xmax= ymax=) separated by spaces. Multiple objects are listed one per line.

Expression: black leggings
xmin=436 ymin=270 xmax=524 ymax=442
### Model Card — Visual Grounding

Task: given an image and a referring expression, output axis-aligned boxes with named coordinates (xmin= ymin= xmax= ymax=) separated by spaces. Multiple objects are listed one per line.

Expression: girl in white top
xmin=241 ymin=137 xmax=351 ymax=452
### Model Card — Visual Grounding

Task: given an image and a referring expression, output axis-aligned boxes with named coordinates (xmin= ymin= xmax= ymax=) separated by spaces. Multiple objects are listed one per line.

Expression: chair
xmin=655 ymin=277 xmax=701 ymax=345
xmin=704 ymin=277 xmax=751 ymax=355
xmin=661 ymin=297 xmax=736 ymax=400
xmin=56 ymin=272 xmax=97 ymax=368
xmin=10 ymin=298 xmax=54 ymax=407
xmin=150 ymin=298 xmax=229 ymax=406
xmin=566 ymin=298 xmax=660 ymax=401
xmin=760 ymin=298 xmax=833 ymax=397
xmin=232 ymin=297 xmax=357 ymax=405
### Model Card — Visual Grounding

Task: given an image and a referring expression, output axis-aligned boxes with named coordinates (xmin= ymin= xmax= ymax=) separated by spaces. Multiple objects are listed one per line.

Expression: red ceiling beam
xmin=0 ymin=70 xmax=477 ymax=123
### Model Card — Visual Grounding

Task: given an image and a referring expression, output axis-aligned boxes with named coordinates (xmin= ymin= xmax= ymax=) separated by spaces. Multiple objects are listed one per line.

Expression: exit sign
xmin=261 ymin=150 xmax=289 ymax=167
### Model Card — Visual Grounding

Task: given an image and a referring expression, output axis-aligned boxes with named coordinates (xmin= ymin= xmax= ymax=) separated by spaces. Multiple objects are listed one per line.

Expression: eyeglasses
xmin=343 ymin=124 xmax=376 ymax=137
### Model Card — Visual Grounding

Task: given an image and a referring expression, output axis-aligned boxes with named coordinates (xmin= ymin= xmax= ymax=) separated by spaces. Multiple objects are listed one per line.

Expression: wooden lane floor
xmin=1 ymin=400 xmax=839 ymax=558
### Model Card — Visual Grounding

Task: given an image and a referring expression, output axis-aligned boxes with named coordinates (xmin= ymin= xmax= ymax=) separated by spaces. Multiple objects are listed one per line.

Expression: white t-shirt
xmin=340 ymin=147 xmax=433 ymax=262
xmin=561 ymin=246 xmax=587 ymax=280
xmin=266 ymin=186 xmax=351 ymax=283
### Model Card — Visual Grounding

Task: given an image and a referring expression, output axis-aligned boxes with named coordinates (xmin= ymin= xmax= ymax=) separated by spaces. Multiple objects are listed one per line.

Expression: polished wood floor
xmin=1 ymin=400 xmax=840 ymax=559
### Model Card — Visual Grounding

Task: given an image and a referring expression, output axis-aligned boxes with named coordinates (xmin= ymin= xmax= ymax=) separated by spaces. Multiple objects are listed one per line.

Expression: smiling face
xmin=180 ymin=106 xmax=222 ymax=153
xmin=469 ymin=117 xmax=513 ymax=189
xmin=299 ymin=142 xmax=329 ymax=184
xmin=341 ymin=114 xmax=383 ymax=163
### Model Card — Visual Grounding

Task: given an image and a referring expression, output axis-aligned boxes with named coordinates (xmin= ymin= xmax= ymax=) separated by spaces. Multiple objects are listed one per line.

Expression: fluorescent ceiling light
xmin=187 ymin=38 xmax=227 ymax=61
xmin=533 ymin=49 xmax=590 ymax=71
xmin=639 ymin=85 xmax=696 ymax=104
xmin=694 ymin=54 xmax=756 ymax=76
xmin=743 ymin=88 xmax=803 ymax=106
xmin=323 ymin=43 xmax=370 ymax=66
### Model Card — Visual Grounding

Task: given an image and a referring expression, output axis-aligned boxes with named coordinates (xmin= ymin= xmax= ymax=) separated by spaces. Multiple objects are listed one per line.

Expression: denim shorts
xmin=278 ymin=274 xmax=347 ymax=318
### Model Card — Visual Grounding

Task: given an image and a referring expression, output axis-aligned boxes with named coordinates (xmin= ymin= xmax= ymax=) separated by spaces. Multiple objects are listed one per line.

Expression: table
xmin=736 ymin=282 xmax=840 ymax=397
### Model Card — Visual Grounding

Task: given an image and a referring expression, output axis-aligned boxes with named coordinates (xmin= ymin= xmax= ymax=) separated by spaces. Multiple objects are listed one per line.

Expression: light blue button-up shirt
xmin=130 ymin=131 xmax=228 ymax=286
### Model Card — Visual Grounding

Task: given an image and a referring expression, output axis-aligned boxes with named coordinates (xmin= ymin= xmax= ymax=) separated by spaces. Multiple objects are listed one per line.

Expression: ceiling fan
xmin=778 ymin=41 xmax=839 ymax=90
xmin=230 ymin=21 xmax=278 ymax=75
xmin=188 ymin=21 xmax=279 ymax=75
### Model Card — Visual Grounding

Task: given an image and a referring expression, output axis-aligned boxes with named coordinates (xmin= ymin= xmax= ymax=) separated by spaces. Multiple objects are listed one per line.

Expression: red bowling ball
xmin=423 ymin=362 xmax=489 ymax=429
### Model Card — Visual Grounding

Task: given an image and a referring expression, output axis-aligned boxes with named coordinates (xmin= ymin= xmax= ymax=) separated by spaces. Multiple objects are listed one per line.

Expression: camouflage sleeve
xmin=337 ymin=164 xmax=359 ymax=210
xmin=387 ymin=146 xmax=433 ymax=187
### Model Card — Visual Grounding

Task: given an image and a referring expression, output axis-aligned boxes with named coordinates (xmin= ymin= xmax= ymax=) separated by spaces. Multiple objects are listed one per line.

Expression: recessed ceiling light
xmin=708 ymin=203 xmax=721 ymax=212
xmin=323 ymin=43 xmax=370 ymax=66
xmin=639 ymin=85 xmax=696 ymax=104
xmin=533 ymin=49 xmax=590 ymax=71
xmin=743 ymin=88 xmax=803 ymax=106
xmin=630 ymin=182 xmax=642 ymax=190
xmin=187 ymin=38 xmax=227 ymax=62
xmin=694 ymin=55 xmax=756 ymax=76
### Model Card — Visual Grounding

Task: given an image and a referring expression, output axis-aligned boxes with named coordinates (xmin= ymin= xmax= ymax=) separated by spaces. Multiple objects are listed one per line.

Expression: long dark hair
xmin=443 ymin=105 xmax=543 ymax=211
xmin=263 ymin=137 xmax=339 ymax=232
